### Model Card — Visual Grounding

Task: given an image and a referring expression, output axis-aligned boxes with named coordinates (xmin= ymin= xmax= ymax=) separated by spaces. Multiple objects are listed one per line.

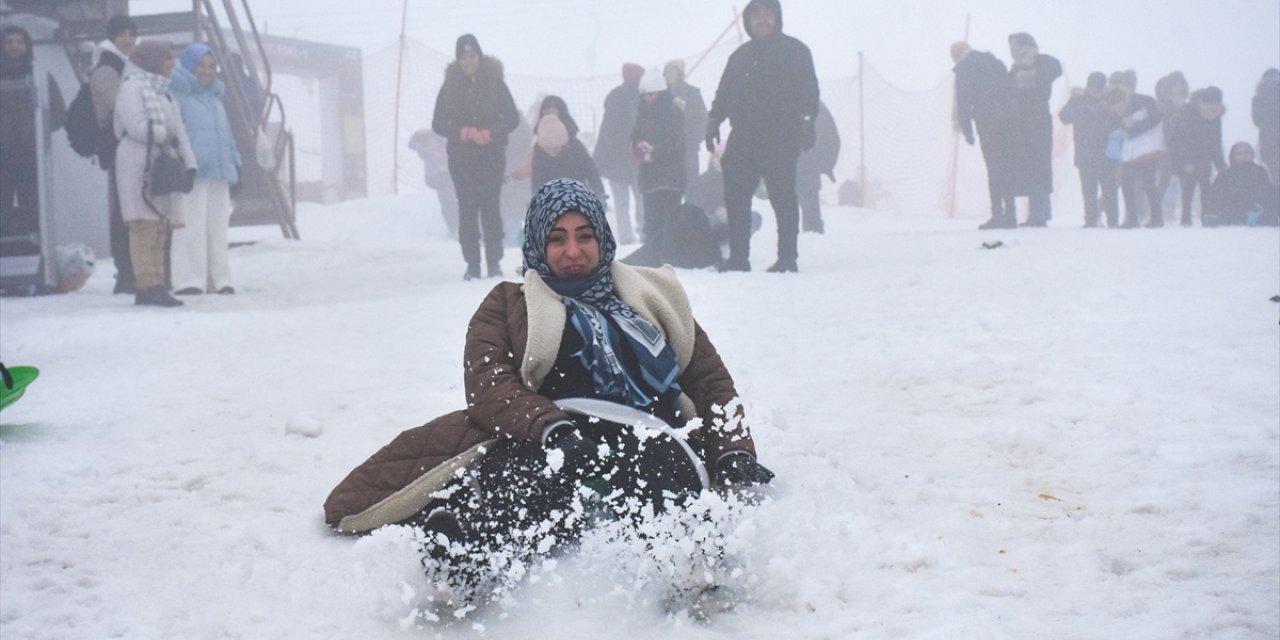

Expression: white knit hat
xmin=638 ymin=67 xmax=666 ymax=94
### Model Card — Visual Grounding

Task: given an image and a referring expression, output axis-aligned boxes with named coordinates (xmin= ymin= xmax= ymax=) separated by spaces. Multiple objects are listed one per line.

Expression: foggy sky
xmin=129 ymin=0 xmax=1279 ymax=148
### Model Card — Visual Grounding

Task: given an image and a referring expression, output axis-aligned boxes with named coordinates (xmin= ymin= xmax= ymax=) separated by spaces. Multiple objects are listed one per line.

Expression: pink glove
xmin=459 ymin=126 xmax=477 ymax=143
xmin=633 ymin=141 xmax=654 ymax=162
xmin=475 ymin=129 xmax=492 ymax=145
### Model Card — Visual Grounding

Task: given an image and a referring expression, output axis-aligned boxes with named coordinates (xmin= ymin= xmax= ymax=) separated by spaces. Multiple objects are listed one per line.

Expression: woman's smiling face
xmin=545 ymin=211 xmax=599 ymax=279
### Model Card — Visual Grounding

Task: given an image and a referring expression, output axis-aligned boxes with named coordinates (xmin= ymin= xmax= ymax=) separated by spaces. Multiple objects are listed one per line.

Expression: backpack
xmin=65 ymin=53 xmax=124 ymax=169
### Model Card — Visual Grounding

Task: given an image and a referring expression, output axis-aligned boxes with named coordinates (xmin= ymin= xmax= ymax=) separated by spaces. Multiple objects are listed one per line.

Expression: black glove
xmin=544 ymin=422 xmax=597 ymax=477
xmin=799 ymin=118 xmax=816 ymax=151
xmin=713 ymin=453 xmax=775 ymax=487
xmin=964 ymin=131 xmax=976 ymax=146
xmin=705 ymin=119 xmax=722 ymax=153
xmin=182 ymin=167 xmax=197 ymax=193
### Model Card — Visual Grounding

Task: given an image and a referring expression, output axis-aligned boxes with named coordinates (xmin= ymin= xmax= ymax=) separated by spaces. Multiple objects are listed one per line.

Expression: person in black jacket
xmin=1208 ymin=142 xmax=1278 ymax=226
xmin=1058 ymin=71 xmax=1121 ymax=227
xmin=624 ymin=70 xmax=687 ymax=268
xmin=663 ymin=59 xmax=708 ymax=191
xmin=1252 ymin=69 xmax=1279 ymax=186
xmin=431 ymin=34 xmax=519 ymax=280
xmin=0 ymin=25 xmax=39 ymax=251
xmin=706 ymin=0 xmax=818 ymax=273
xmin=1109 ymin=70 xmax=1166 ymax=228
xmin=530 ymin=107 xmax=604 ymax=200
xmin=1165 ymin=86 xmax=1226 ymax=226
xmin=594 ymin=64 xmax=645 ymax=244
xmin=1005 ymin=32 xmax=1061 ymax=227
xmin=952 ymin=41 xmax=1016 ymax=230
xmin=796 ymin=100 xmax=840 ymax=233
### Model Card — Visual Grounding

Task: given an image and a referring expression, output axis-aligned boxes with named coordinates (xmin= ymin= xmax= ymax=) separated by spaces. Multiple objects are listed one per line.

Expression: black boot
xmin=766 ymin=258 xmax=798 ymax=273
xmin=716 ymin=257 xmax=751 ymax=272
xmin=135 ymin=286 xmax=183 ymax=308
xmin=112 ymin=275 xmax=136 ymax=295
xmin=463 ymin=264 xmax=481 ymax=281
xmin=486 ymin=262 xmax=503 ymax=278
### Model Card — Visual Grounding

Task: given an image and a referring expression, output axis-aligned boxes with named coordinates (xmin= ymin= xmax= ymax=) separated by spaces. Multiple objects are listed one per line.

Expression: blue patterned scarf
xmin=522 ymin=179 xmax=682 ymax=415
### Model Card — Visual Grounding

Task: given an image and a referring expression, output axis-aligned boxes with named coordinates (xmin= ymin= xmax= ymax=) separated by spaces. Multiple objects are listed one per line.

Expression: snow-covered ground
xmin=1 ymin=195 xmax=1277 ymax=639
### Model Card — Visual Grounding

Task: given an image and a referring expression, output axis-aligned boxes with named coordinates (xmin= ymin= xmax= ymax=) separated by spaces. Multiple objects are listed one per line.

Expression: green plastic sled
xmin=0 ymin=365 xmax=39 ymax=412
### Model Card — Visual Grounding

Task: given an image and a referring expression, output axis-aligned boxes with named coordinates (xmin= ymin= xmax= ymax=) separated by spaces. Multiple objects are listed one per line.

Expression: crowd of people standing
xmin=955 ymin=35 xmax=1280 ymax=230
xmin=420 ymin=0 xmax=828 ymax=278
xmin=0 ymin=16 xmax=242 ymax=305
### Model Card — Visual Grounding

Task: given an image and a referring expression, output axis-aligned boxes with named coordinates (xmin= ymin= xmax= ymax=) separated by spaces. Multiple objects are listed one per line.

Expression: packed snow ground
xmin=1 ymin=195 xmax=1277 ymax=639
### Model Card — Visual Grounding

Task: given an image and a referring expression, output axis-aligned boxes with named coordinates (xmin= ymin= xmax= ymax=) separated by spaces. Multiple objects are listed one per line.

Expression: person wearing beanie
xmin=953 ymin=40 xmax=1018 ymax=230
xmin=663 ymin=58 xmax=709 ymax=189
xmin=114 ymin=39 xmax=197 ymax=307
xmin=593 ymin=63 xmax=646 ymax=244
xmin=432 ymin=33 xmax=520 ymax=280
xmin=1005 ymin=31 xmax=1061 ymax=227
xmin=1059 ymin=71 xmax=1122 ymax=227
xmin=92 ymin=15 xmax=139 ymax=293
xmin=622 ymin=68 xmax=688 ymax=268
xmin=1207 ymin=142 xmax=1277 ymax=226
xmin=169 ymin=42 xmax=241 ymax=295
xmin=1165 ymin=85 xmax=1227 ymax=226
xmin=530 ymin=108 xmax=604 ymax=201
xmin=706 ymin=0 xmax=819 ymax=272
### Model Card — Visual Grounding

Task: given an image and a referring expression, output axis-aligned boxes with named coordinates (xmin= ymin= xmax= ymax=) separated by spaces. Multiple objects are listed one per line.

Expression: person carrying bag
xmin=113 ymin=40 xmax=196 ymax=307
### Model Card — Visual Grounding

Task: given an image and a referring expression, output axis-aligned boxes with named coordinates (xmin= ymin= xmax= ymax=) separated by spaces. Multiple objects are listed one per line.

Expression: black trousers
xmin=449 ymin=150 xmax=506 ymax=269
xmin=1079 ymin=164 xmax=1119 ymax=226
xmin=1121 ymin=159 xmax=1163 ymax=226
xmin=108 ymin=166 xmax=134 ymax=287
xmin=977 ymin=125 xmax=1015 ymax=221
xmin=0 ymin=146 xmax=39 ymax=249
xmin=1171 ymin=161 xmax=1213 ymax=223
xmin=797 ymin=169 xmax=823 ymax=233
xmin=722 ymin=140 xmax=800 ymax=265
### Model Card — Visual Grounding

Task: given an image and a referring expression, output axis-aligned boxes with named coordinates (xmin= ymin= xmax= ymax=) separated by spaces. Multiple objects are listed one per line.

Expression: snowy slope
xmin=1 ymin=196 xmax=1277 ymax=639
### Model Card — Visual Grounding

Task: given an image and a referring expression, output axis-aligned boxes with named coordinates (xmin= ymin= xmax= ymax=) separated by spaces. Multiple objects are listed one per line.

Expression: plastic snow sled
xmin=555 ymin=397 xmax=710 ymax=492
xmin=0 ymin=365 xmax=39 ymax=412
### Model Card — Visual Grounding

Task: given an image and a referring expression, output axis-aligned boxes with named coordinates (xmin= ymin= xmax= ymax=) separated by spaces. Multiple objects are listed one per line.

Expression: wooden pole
xmin=391 ymin=0 xmax=409 ymax=195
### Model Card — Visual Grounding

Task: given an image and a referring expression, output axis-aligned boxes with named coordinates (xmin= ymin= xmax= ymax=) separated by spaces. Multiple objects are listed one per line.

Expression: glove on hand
xmin=705 ymin=119 xmax=722 ymax=153
xmin=544 ymin=422 xmax=597 ymax=477
xmin=459 ymin=126 xmax=477 ymax=143
xmin=964 ymin=131 xmax=976 ymax=146
xmin=475 ymin=129 xmax=492 ymax=145
xmin=714 ymin=453 xmax=775 ymax=487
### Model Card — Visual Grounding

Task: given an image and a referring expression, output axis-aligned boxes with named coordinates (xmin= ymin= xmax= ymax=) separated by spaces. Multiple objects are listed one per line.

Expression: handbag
xmin=1105 ymin=130 xmax=1124 ymax=162
xmin=144 ymin=120 xmax=194 ymax=197
xmin=1121 ymin=117 xmax=1165 ymax=164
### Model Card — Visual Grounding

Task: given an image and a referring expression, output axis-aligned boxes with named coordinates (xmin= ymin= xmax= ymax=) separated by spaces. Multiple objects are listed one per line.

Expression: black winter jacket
xmin=594 ymin=82 xmax=641 ymax=181
xmin=431 ymin=56 xmax=519 ymax=156
xmin=1059 ymin=92 xmax=1120 ymax=170
xmin=633 ymin=90 xmax=686 ymax=193
xmin=953 ymin=50 xmax=1014 ymax=140
xmin=708 ymin=0 xmax=818 ymax=153
xmin=531 ymin=139 xmax=605 ymax=198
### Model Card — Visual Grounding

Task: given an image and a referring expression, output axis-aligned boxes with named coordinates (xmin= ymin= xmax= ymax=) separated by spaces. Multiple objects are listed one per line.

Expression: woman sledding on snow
xmin=323 ymin=178 xmax=774 ymax=604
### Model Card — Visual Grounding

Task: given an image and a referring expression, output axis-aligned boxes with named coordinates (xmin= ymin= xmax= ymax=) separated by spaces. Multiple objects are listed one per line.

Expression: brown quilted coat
xmin=323 ymin=264 xmax=755 ymax=532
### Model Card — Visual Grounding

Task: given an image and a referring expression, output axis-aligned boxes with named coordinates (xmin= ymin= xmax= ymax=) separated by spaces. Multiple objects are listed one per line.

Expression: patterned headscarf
xmin=522 ymin=179 xmax=682 ymax=417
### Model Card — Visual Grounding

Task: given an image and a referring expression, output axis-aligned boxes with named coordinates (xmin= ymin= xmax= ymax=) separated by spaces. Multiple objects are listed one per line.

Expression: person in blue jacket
xmin=170 ymin=42 xmax=241 ymax=295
